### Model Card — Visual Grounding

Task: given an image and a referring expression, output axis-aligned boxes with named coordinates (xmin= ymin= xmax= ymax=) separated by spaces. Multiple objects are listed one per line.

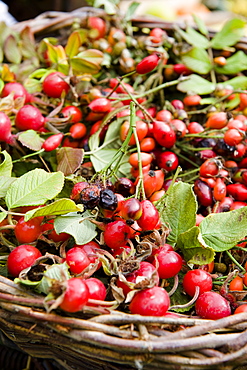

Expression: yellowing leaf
xmin=65 ymin=31 xmax=82 ymax=58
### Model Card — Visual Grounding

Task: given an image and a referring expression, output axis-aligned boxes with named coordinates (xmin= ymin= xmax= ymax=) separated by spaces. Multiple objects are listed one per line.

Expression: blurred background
xmin=1 ymin=0 xmax=247 ymax=28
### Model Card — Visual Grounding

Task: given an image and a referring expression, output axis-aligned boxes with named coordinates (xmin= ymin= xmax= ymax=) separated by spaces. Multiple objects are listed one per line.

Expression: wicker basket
xmin=1 ymin=6 xmax=247 ymax=370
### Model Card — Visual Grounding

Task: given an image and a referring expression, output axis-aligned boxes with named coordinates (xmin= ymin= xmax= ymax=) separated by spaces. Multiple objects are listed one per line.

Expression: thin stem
xmin=111 ymin=77 xmax=189 ymax=102
xmin=208 ymin=47 xmax=217 ymax=86
xmin=177 ymin=152 xmax=199 ymax=168
xmin=12 ymin=149 xmax=45 ymax=163
xmin=225 ymin=250 xmax=245 ymax=272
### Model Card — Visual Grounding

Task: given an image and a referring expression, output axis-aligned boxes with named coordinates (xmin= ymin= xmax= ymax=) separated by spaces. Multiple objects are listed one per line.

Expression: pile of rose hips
xmin=1 ymin=17 xmax=247 ymax=321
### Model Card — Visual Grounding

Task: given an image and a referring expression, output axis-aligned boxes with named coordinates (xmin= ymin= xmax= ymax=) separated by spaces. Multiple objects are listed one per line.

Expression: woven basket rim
xmin=2 ymin=7 xmax=247 ymax=370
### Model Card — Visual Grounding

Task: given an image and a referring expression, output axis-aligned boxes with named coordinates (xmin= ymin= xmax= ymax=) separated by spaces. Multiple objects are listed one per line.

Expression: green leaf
xmin=0 ymin=151 xmax=12 ymax=177
xmin=0 ymin=22 xmax=13 ymax=47
xmin=0 ymin=48 xmax=3 ymax=64
xmin=192 ymin=14 xmax=208 ymax=36
xmin=23 ymin=78 xmax=42 ymax=94
xmin=37 ymin=262 xmax=71 ymax=294
xmin=94 ymin=0 xmax=118 ymax=14
xmin=210 ymin=18 xmax=246 ymax=50
xmin=225 ymin=95 xmax=241 ymax=110
xmin=70 ymin=57 xmax=101 ymax=75
xmin=199 ymin=207 xmax=247 ymax=252
xmin=160 ymin=182 xmax=197 ymax=246
xmin=24 ymin=198 xmax=83 ymax=221
xmin=177 ymin=226 xmax=215 ymax=264
xmin=177 ymin=74 xmax=215 ymax=95
xmin=0 ymin=211 xmax=7 ymax=223
xmin=178 ymin=27 xmax=209 ymax=49
xmin=0 ymin=78 xmax=4 ymax=93
xmin=28 ymin=68 xmax=51 ymax=79
xmin=88 ymin=131 xmax=100 ymax=151
xmin=90 ymin=148 xmax=130 ymax=177
xmin=65 ymin=31 xmax=82 ymax=58
xmin=0 ymin=263 xmax=7 ymax=278
xmin=0 ymin=177 xmax=17 ymax=198
xmin=124 ymin=2 xmax=140 ymax=21
xmin=44 ymin=40 xmax=59 ymax=64
xmin=181 ymin=47 xmax=212 ymax=74
xmin=169 ymin=276 xmax=194 ymax=312
xmin=5 ymin=169 xmax=64 ymax=209
xmin=221 ymin=76 xmax=247 ymax=90
xmin=18 ymin=130 xmax=44 ymax=151
xmin=199 ymin=97 xmax=217 ymax=105
xmin=19 ymin=26 xmax=36 ymax=59
xmin=54 ymin=211 xmax=97 ymax=245
xmin=215 ymin=51 xmax=247 ymax=75
xmin=3 ymin=35 xmax=22 ymax=64
xmin=56 ymin=147 xmax=84 ymax=176
xmin=77 ymin=49 xmax=104 ymax=65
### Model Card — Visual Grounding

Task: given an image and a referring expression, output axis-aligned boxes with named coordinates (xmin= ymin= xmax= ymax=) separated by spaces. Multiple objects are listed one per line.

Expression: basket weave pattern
xmin=1 ymin=7 xmax=247 ymax=370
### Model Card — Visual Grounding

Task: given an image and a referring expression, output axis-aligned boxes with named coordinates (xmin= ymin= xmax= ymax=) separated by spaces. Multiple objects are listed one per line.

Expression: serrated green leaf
xmin=192 ymin=14 xmax=208 ymax=36
xmin=103 ymin=118 xmax=124 ymax=147
xmin=178 ymin=27 xmax=209 ymax=49
xmin=177 ymin=226 xmax=215 ymax=264
xmin=24 ymin=198 xmax=82 ymax=221
xmin=215 ymin=51 xmax=247 ymax=75
xmin=0 ymin=177 xmax=17 ymax=198
xmin=0 ymin=151 xmax=12 ymax=177
xmin=181 ymin=47 xmax=212 ymax=74
xmin=5 ymin=169 xmax=64 ymax=209
xmin=160 ymin=182 xmax=197 ymax=246
xmin=18 ymin=130 xmax=44 ymax=151
xmin=56 ymin=147 xmax=84 ymax=176
xmin=199 ymin=207 xmax=247 ymax=252
xmin=177 ymin=74 xmax=215 ymax=95
xmin=37 ymin=262 xmax=71 ymax=294
xmin=88 ymin=131 xmax=100 ymax=151
xmin=4 ymin=35 xmax=22 ymax=64
xmin=210 ymin=18 xmax=246 ymax=50
xmin=65 ymin=31 xmax=82 ymax=58
xmin=90 ymin=148 xmax=130 ymax=177
xmin=54 ymin=211 xmax=97 ymax=245
xmin=221 ymin=76 xmax=247 ymax=90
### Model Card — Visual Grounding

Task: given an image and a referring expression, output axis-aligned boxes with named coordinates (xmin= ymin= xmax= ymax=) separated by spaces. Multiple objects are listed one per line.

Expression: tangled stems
xmin=92 ymin=102 xmax=136 ymax=181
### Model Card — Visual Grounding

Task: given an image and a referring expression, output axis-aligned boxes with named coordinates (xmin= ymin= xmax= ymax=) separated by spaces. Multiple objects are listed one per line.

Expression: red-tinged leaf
xmin=3 ymin=35 xmax=22 ymax=64
xmin=65 ymin=31 xmax=82 ymax=58
xmin=56 ymin=147 xmax=84 ymax=176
